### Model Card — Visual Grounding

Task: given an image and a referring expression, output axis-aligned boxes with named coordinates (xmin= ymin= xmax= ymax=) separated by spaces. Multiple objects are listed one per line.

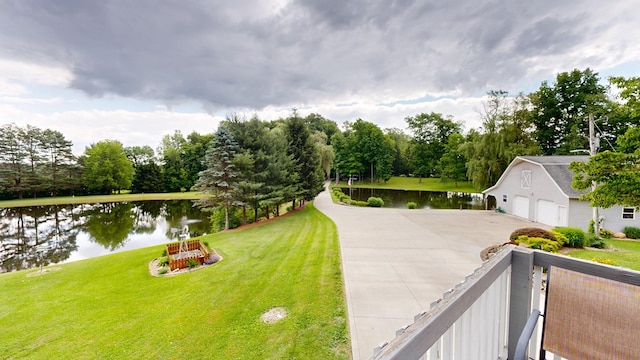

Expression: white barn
xmin=483 ymin=156 xmax=639 ymax=233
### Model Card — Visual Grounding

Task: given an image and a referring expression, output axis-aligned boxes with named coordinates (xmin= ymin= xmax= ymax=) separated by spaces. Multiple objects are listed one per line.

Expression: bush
xmin=553 ymin=227 xmax=586 ymax=247
xmin=624 ymin=226 xmax=640 ymax=239
xmin=599 ymin=229 xmax=614 ymax=239
xmin=158 ymin=256 xmax=169 ymax=266
xmin=587 ymin=234 xmax=607 ymax=249
xmin=186 ymin=259 xmax=199 ymax=268
xmin=550 ymin=230 xmax=568 ymax=247
xmin=353 ymin=201 xmax=368 ymax=207
xmin=407 ymin=202 xmax=417 ymax=209
xmin=367 ymin=197 xmax=384 ymax=207
xmin=161 ymin=249 xmax=167 ymax=257
xmin=158 ymin=267 xmax=169 ymax=275
xmin=516 ymin=235 xmax=560 ymax=253
xmin=509 ymin=228 xmax=556 ymax=242
xmin=339 ymin=194 xmax=352 ymax=203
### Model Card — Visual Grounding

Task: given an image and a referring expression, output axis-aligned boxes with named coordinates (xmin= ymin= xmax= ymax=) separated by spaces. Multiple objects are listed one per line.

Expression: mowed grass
xmin=336 ymin=176 xmax=476 ymax=193
xmin=0 ymin=203 xmax=349 ymax=359
xmin=567 ymin=239 xmax=640 ymax=271
xmin=0 ymin=192 xmax=207 ymax=208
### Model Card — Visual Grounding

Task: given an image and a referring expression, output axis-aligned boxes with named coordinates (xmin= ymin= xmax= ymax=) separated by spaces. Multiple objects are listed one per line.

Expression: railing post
xmin=508 ymin=249 xmax=533 ymax=360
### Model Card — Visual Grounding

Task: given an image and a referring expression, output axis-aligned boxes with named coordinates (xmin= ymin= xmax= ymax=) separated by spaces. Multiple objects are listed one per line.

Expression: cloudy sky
xmin=1 ymin=0 xmax=638 ymax=154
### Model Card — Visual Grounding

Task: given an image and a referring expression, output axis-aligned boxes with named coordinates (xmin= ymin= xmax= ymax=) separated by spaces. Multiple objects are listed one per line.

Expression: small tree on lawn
xmin=193 ymin=126 xmax=240 ymax=231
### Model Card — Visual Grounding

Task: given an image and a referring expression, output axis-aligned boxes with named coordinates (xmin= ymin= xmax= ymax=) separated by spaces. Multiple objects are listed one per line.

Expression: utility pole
xmin=588 ymin=113 xmax=600 ymax=236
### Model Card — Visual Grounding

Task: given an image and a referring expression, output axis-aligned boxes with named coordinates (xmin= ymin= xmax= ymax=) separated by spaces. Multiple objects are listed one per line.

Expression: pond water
xmin=340 ymin=188 xmax=484 ymax=209
xmin=0 ymin=200 xmax=210 ymax=273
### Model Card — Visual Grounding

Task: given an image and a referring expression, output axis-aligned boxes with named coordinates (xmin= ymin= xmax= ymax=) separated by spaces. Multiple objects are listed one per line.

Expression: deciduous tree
xmin=82 ymin=140 xmax=134 ymax=194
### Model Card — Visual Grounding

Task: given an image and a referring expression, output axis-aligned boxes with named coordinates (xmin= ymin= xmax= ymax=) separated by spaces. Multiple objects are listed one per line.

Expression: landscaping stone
xmin=614 ymin=232 xmax=626 ymax=239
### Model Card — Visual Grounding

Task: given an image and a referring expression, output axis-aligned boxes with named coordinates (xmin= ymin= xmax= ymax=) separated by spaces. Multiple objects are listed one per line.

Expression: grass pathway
xmin=0 ymin=203 xmax=349 ymax=359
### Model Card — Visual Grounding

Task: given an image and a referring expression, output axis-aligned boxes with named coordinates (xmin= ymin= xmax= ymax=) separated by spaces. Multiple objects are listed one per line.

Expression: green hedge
xmin=624 ymin=226 xmax=640 ymax=239
xmin=553 ymin=227 xmax=586 ymax=247
xmin=367 ymin=197 xmax=384 ymax=207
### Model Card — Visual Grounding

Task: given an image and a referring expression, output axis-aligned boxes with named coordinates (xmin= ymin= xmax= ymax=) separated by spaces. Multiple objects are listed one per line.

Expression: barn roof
xmin=483 ymin=155 xmax=589 ymax=199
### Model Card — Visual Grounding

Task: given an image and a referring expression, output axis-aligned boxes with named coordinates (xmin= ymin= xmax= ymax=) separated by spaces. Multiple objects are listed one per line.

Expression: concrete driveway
xmin=314 ymin=186 xmax=539 ymax=360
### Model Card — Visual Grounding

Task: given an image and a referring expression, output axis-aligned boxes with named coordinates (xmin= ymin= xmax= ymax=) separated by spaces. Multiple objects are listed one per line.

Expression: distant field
xmin=0 ymin=203 xmax=349 ymax=359
xmin=333 ymin=176 xmax=477 ymax=193
xmin=0 ymin=192 xmax=207 ymax=208
xmin=567 ymin=239 xmax=640 ymax=271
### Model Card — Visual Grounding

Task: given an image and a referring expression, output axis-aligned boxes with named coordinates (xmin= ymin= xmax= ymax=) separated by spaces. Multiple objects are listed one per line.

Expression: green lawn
xmin=0 ymin=192 xmax=207 ymax=208
xmin=0 ymin=203 xmax=349 ymax=359
xmin=334 ymin=176 xmax=477 ymax=193
xmin=567 ymin=239 xmax=640 ymax=271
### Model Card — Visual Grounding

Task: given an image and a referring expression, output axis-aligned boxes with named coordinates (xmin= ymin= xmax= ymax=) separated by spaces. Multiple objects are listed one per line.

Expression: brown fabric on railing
xmin=543 ymin=267 xmax=640 ymax=359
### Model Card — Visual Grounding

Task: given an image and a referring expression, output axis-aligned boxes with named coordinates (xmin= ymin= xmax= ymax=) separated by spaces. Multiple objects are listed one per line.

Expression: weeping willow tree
xmin=463 ymin=90 xmax=541 ymax=190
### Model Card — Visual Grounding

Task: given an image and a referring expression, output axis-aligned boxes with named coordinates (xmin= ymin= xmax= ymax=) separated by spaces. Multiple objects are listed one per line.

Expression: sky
xmin=1 ymin=0 xmax=639 ymax=154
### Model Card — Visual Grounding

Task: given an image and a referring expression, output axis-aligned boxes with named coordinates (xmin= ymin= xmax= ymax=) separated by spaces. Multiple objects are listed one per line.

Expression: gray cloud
xmin=0 ymin=0 xmax=635 ymax=111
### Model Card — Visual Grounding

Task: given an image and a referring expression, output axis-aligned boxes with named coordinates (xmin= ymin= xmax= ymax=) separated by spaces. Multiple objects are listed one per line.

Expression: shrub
xmin=624 ymin=226 xmax=640 ymax=239
xmin=509 ymin=228 xmax=556 ymax=242
xmin=599 ymin=229 xmax=614 ymax=239
xmin=158 ymin=256 xmax=169 ymax=266
xmin=591 ymin=258 xmax=616 ymax=266
xmin=553 ymin=227 xmax=586 ymax=247
xmin=161 ymin=249 xmax=167 ymax=257
xmin=367 ymin=197 xmax=384 ymax=207
xmin=516 ymin=235 xmax=560 ymax=253
xmin=186 ymin=259 xmax=199 ymax=268
xmin=407 ymin=202 xmax=417 ymax=209
xmin=550 ymin=230 xmax=568 ymax=247
xmin=587 ymin=234 xmax=607 ymax=249
xmin=158 ymin=267 xmax=169 ymax=275
xmin=353 ymin=201 xmax=368 ymax=207
xmin=339 ymin=194 xmax=351 ymax=203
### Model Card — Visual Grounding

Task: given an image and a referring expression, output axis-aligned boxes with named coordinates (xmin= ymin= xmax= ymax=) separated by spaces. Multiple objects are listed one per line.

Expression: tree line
xmin=1 ymin=68 xmax=638 ymax=217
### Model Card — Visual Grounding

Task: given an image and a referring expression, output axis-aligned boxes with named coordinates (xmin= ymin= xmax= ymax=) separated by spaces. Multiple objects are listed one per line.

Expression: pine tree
xmin=286 ymin=115 xmax=324 ymax=207
xmin=193 ymin=126 xmax=240 ymax=230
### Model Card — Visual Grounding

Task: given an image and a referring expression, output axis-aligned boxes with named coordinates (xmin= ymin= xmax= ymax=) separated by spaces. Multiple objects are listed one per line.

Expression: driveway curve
xmin=314 ymin=186 xmax=539 ymax=360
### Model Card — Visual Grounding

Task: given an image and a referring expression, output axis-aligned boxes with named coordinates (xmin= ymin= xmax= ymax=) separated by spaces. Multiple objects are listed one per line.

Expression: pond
xmin=0 ymin=200 xmax=211 ymax=273
xmin=340 ymin=188 xmax=484 ymax=209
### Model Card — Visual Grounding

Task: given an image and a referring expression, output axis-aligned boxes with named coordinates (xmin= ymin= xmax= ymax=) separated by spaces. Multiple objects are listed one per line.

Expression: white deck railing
xmin=372 ymin=245 xmax=640 ymax=360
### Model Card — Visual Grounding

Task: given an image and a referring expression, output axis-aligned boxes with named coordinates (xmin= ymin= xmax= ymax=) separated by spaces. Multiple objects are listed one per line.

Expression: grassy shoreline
xmin=0 ymin=191 xmax=208 ymax=208
xmin=0 ymin=203 xmax=349 ymax=359
xmin=331 ymin=176 xmax=477 ymax=193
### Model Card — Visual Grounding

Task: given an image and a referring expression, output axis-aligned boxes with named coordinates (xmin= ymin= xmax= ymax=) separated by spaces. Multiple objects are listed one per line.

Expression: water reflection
xmin=0 ymin=200 xmax=210 ymax=272
xmin=341 ymin=188 xmax=484 ymax=209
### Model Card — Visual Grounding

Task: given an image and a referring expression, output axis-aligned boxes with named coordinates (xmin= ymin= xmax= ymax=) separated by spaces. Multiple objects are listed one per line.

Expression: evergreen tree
xmin=193 ymin=126 xmax=240 ymax=231
xmin=285 ymin=115 xmax=324 ymax=206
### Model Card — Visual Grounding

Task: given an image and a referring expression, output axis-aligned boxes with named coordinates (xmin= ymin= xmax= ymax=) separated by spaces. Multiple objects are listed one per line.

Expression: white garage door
xmin=537 ymin=200 xmax=568 ymax=227
xmin=536 ymin=200 xmax=557 ymax=226
xmin=513 ymin=196 xmax=530 ymax=219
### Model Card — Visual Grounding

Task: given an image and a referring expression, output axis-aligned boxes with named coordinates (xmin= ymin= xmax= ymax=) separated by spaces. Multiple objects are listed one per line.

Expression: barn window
xmin=622 ymin=207 xmax=635 ymax=220
xmin=521 ymin=170 xmax=531 ymax=189
xmin=503 ymin=195 xmax=507 ymax=202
